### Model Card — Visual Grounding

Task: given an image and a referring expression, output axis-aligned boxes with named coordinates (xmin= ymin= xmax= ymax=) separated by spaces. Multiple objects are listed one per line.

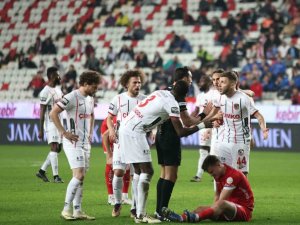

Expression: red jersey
xmin=100 ymin=117 xmax=116 ymax=153
xmin=215 ymin=164 xmax=254 ymax=211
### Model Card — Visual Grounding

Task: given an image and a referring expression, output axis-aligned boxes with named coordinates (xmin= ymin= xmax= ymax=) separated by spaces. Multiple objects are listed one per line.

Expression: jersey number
xmin=138 ymin=95 xmax=156 ymax=107
xmin=237 ymin=156 xmax=247 ymax=169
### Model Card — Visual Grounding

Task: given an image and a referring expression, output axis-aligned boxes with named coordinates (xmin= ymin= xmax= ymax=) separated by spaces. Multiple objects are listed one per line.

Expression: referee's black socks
xmin=156 ymin=178 xmax=175 ymax=215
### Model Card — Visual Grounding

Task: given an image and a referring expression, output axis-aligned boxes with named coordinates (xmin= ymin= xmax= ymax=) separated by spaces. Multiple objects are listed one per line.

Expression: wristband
xmin=199 ymin=112 xmax=206 ymax=120
xmin=197 ymin=122 xmax=205 ymax=130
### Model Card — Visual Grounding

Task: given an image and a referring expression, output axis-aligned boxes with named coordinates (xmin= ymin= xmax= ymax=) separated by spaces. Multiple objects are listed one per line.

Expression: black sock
xmin=39 ymin=169 xmax=45 ymax=174
xmin=159 ymin=179 xmax=175 ymax=215
xmin=53 ymin=175 xmax=58 ymax=179
xmin=156 ymin=178 xmax=164 ymax=214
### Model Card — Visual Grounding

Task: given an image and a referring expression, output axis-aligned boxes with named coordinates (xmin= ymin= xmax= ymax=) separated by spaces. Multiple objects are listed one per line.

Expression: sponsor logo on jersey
xmin=223 ymin=113 xmax=240 ymax=119
xmin=122 ymin=112 xmax=129 ymax=118
xmin=143 ymin=149 xmax=150 ymax=155
xmin=109 ymin=103 xmax=114 ymax=110
xmin=61 ymin=97 xmax=69 ymax=106
xmin=134 ymin=109 xmax=143 ymax=118
xmin=79 ymin=113 xmax=92 ymax=119
xmin=234 ymin=104 xmax=240 ymax=110
xmin=226 ymin=177 xmax=233 ymax=184
xmin=171 ymin=107 xmax=179 ymax=114
xmin=76 ymin=156 xmax=84 ymax=161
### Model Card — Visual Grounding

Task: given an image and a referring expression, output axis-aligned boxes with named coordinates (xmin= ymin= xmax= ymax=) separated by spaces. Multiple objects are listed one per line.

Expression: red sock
xmin=122 ymin=168 xmax=130 ymax=193
xmin=181 ymin=213 xmax=187 ymax=221
xmin=105 ymin=164 xmax=113 ymax=195
xmin=197 ymin=208 xmax=214 ymax=221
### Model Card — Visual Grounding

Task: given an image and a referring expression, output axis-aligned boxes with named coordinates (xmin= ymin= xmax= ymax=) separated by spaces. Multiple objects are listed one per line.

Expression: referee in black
xmin=155 ymin=67 xmax=207 ymax=220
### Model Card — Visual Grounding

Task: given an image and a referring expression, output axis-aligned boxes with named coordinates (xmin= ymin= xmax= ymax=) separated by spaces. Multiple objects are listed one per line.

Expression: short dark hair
xmin=47 ymin=67 xmax=58 ymax=80
xmin=173 ymin=80 xmax=189 ymax=98
xmin=220 ymin=71 xmax=238 ymax=83
xmin=174 ymin=66 xmax=191 ymax=82
xmin=211 ymin=68 xmax=225 ymax=76
xmin=202 ymin=155 xmax=221 ymax=172
xmin=120 ymin=69 xmax=144 ymax=88
xmin=79 ymin=71 xmax=100 ymax=86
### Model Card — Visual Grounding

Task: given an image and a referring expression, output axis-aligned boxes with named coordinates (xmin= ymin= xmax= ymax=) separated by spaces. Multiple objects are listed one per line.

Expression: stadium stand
xmin=0 ymin=0 xmax=299 ymax=104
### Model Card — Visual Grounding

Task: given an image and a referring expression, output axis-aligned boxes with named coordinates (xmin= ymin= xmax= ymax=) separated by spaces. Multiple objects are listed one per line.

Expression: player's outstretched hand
xmin=38 ymin=131 xmax=44 ymax=140
xmin=63 ymin=131 xmax=79 ymax=143
xmin=263 ymin=128 xmax=269 ymax=140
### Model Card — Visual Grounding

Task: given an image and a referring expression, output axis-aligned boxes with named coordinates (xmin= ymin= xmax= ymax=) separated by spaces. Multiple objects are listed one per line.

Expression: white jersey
xmin=39 ymin=85 xmax=63 ymax=130
xmin=121 ymin=90 xmax=180 ymax=134
xmin=211 ymin=88 xmax=224 ymax=142
xmin=57 ymin=90 xmax=94 ymax=147
xmin=215 ymin=90 xmax=258 ymax=144
xmin=108 ymin=92 xmax=146 ymax=125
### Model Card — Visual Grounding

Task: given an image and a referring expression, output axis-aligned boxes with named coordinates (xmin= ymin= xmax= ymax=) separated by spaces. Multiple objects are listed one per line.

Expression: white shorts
xmin=218 ymin=142 xmax=250 ymax=173
xmin=199 ymin=128 xmax=212 ymax=147
xmin=63 ymin=142 xmax=91 ymax=170
xmin=112 ymin=143 xmax=127 ymax=171
xmin=45 ymin=124 xmax=62 ymax=144
xmin=119 ymin=128 xmax=151 ymax=164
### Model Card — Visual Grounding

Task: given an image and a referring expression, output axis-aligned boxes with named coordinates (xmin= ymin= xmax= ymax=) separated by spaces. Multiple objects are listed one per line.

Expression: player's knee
xmin=114 ymin=169 xmax=124 ymax=177
xmin=214 ymin=200 xmax=228 ymax=211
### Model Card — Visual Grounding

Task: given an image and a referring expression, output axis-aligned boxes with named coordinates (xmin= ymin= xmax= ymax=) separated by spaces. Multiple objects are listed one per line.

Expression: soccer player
xmin=162 ymin=155 xmax=254 ymax=222
xmin=101 ymin=116 xmax=131 ymax=206
xmin=119 ymin=80 xmax=212 ymax=223
xmin=50 ymin=71 xmax=100 ymax=220
xmin=36 ymin=67 xmax=64 ymax=183
xmin=190 ymin=75 xmax=214 ymax=182
xmin=155 ymin=67 xmax=209 ymax=219
xmin=216 ymin=71 xmax=268 ymax=174
xmin=107 ymin=70 xmax=146 ymax=217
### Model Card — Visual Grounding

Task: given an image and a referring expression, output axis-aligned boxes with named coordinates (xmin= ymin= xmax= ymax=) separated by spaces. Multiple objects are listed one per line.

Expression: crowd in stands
xmin=1 ymin=0 xmax=300 ymax=105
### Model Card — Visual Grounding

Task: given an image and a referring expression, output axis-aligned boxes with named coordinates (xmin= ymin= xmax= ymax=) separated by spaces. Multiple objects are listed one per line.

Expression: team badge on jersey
xmin=226 ymin=177 xmax=233 ymax=184
xmin=234 ymin=103 xmax=240 ymax=110
xmin=40 ymin=97 xmax=47 ymax=102
xmin=171 ymin=107 xmax=179 ymax=114
xmin=238 ymin=149 xmax=244 ymax=156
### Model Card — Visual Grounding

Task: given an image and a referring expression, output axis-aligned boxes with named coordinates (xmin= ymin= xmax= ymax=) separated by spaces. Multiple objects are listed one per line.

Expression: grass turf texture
xmin=0 ymin=145 xmax=299 ymax=225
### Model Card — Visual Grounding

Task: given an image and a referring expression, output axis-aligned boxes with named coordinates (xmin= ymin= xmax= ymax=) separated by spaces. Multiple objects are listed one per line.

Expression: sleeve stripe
xmin=56 ymin=103 xmax=64 ymax=110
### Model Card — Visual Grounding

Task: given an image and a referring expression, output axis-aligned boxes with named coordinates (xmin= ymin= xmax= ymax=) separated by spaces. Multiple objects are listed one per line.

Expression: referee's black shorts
xmin=156 ymin=121 xmax=181 ymax=166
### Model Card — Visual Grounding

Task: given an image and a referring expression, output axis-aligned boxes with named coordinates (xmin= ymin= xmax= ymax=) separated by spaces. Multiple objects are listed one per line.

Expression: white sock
xmin=63 ymin=177 xmax=81 ymax=212
xmin=196 ymin=149 xmax=209 ymax=178
xmin=131 ymin=173 xmax=139 ymax=210
xmin=73 ymin=182 xmax=83 ymax=213
xmin=122 ymin=193 xmax=128 ymax=200
xmin=113 ymin=175 xmax=123 ymax=205
xmin=49 ymin=151 xmax=58 ymax=176
xmin=41 ymin=153 xmax=51 ymax=171
xmin=137 ymin=173 xmax=151 ymax=218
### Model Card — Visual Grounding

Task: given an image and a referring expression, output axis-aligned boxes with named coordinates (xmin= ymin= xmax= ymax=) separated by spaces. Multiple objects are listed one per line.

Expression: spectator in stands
xmin=53 ymin=58 xmax=64 ymax=75
xmin=196 ymin=12 xmax=210 ymax=25
xmin=166 ymin=7 xmax=175 ymax=20
xmin=31 ymin=36 xmax=42 ymax=54
xmin=183 ymin=11 xmax=195 ymax=25
xmin=107 ymin=73 xmax=118 ymax=91
xmin=63 ymin=64 xmax=77 ymax=83
xmin=163 ymin=56 xmax=182 ymax=78
xmin=105 ymin=13 xmax=116 ymax=27
xmin=118 ymin=44 xmax=134 ymax=61
xmin=214 ymin=0 xmax=227 ymax=11
xmin=226 ymin=14 xmax=236 ymax=33
xmin=75 ymin=40 xmax=84 ymax=59
xmin=287 ymin=42 xmax=299 ymax=59
xmin=281 ymin=19 xmax=296 ymax=37
xmin=70 ymin=18 xmax=84 ymax=34
xmin=189 ymin=64 xmax=202 ymax=82
xmin=116 ymin=12 xmax=130 ymax=27
xmin=62 ymin=78 xmax=77 ymax=94
xmin=174 ymin=3 xmax=184 ymax=20
xmin=41 ymin=37 xmax=57 ymax=54
xmin=135 ymin=51 xmax=149 ymax=68
xmin=132 ymin=24 xmax=146 ymax=40
xmin=234 ymin=41 xmax=246 ymax=62
xmin=179 ymin=35 xmax=192 ymax=53
xmin=150 ymin=51 xmax=163 ymax=68
xmin=292 ymin=66 xmax=300 ymax=89
xmin=99 ymin=57 xmax=107 ymax=75
xmin=247 ymin=8 xmax=258 ymax=25
xmin=106 ymin=46 xmax=117 ymax=63
xmin=152 ymin=67 xmax=168 ymax=90
xmin=26 ymin=71 xmax=46 ymax=98
xmin=278 ymin=41 xmax=290 ymax=58
xmin=210 ymin=17 xmax=223 ymax=32
xmin=18 ymin=54 xmax=37 ymax=69
xmin=167 ymin=33 xmax=182 ymax=53
xmin=84 ymin=52 xmax=99 ymax=72
xmin=219 ymin=28 xmax=233 ymax=45
xmin=85 ymin=40 xmax=95 ymax=59
xmin=259 ymin=0 xmax=276 ymax=17
xmin=38 ymin=60 xmax=46 ymax=75
xmin=291 ymin=87 xmax=300 ymax=105
xmin=261 ymin=73 xmax=273 ymax=92
xmin=141 ymin=72 xmax=151 ymax=95
xmin=250 ymin=77 xmax=263 ymax=101
xmin=199 ymin=0 xmax=210 ymax=12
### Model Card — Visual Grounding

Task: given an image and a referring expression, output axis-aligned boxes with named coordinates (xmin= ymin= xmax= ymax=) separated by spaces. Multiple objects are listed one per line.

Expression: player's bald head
xmin=173 ymin=80 xmax=189 ymax=99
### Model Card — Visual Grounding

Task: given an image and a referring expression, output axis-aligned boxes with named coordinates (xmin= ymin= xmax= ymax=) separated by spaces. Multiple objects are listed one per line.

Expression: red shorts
xmin=218 ymin=203 xmax=252 ymax=222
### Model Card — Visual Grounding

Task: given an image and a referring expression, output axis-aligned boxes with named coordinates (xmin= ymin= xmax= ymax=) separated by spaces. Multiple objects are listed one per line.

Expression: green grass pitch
xmin=0 ymin=145 xmax=299 ymax=225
